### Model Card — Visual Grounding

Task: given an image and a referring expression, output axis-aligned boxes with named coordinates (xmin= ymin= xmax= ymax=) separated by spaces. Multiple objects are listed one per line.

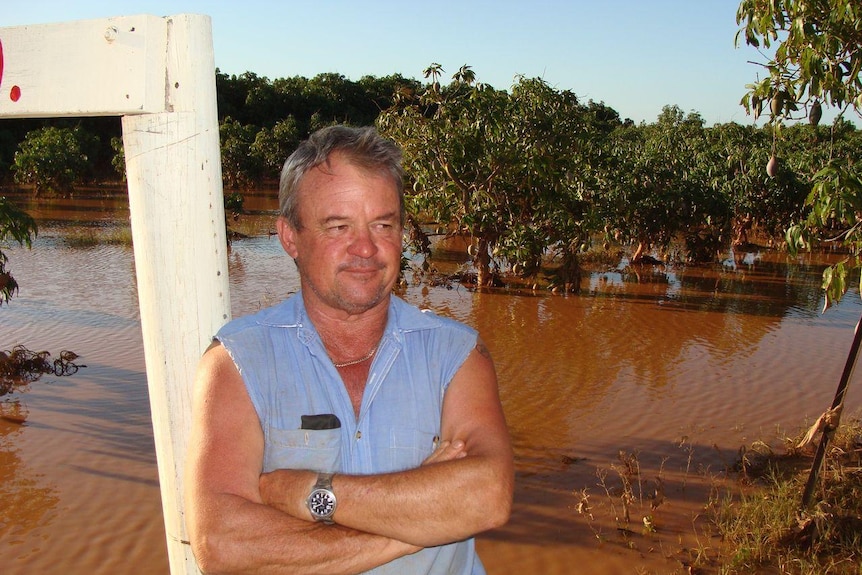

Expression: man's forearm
xmin=334 ymin=453 xmax=512 ymax=546
xmin=188 ymin=492 xmax=419 ymax=575
xmin=259 ymin=445 xmax=512 ymax=547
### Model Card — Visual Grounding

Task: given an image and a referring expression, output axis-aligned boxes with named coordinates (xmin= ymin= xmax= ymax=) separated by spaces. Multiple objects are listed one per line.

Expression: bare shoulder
xmin=192 ymin=340 xmax=252 ymax=423
xmin=442 ymin=335 xmax=510 ymax=460
xmin=204 ymin=338 xmax=222 ymax=354
xmin=197 ymin=339 xmax=238 ymax=381
xmin=187 ymin=338 xmax=264 ymax=505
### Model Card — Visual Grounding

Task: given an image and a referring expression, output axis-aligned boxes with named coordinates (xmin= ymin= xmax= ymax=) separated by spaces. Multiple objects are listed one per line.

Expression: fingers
xmin=422 ymin=439 xmax=467 ymax=466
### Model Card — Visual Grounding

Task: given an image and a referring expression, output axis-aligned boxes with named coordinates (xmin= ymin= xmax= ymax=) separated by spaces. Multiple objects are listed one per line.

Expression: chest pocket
xmin=385 ymin=427 xmax=438 ymax=471
xmin=263 ymin=427 xmax=342 ymax=474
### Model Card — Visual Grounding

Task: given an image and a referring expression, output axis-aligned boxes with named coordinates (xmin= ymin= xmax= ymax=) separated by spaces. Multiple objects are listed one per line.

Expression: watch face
xmin=309 ymin=489 xmax=336 ymax=518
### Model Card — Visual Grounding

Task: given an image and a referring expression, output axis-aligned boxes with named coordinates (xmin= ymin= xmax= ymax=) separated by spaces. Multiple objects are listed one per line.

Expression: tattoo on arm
xmin=475 ymin=339 xmax=492 ymax=360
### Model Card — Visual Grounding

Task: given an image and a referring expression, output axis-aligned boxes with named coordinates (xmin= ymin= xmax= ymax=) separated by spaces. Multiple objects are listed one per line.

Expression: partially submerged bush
xmin=0 ymin=345 xmax=84 ymax=396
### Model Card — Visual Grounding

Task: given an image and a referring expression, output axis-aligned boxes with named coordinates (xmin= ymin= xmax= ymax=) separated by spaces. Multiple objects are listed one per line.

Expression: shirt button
xmin=355 ymin=431 xmax=362 ymax=440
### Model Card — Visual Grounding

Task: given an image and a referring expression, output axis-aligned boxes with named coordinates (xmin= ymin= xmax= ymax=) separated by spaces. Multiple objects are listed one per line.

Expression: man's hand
xmin=422 ymin=439 xmax=467 ymax=466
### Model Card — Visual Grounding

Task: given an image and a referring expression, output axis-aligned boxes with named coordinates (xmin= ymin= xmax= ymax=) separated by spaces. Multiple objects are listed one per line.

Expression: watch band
xmin=314 ymin=472 xmax=334 ymax=491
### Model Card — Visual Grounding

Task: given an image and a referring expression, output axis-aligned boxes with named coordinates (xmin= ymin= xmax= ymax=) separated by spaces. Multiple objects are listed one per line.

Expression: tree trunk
xmin=560 ymin=250 xmax=580 ymax=293
xmin=475 ymin=237 xmax=492 ymax=287
xmin=630 ymin=241 xmax=647 ymax=264
xmin=732 ymin=214 xmax=752 ymax=249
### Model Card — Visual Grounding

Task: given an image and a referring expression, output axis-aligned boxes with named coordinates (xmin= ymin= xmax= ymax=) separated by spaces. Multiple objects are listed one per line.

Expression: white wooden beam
xmin=0 ymin=14 xmax=230 ymax=575
xmin=0 ymin=15 xmax=167 ymax=117
xmin=124 ymin=14 xmax=229 ymax=575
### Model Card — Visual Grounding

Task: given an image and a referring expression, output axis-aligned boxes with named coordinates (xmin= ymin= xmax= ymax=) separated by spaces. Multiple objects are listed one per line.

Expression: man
xmin=185 ymin=125 xmax=514 ymax=574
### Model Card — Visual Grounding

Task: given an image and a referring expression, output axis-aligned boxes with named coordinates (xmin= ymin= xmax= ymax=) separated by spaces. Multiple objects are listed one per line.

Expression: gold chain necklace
xmin=332 ymin=346 xmax=378 ymax=368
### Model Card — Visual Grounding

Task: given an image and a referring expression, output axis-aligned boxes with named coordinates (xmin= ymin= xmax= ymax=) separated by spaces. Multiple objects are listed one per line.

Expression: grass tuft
xmin=716 ymin=416 xmax=862 ymax=574
xmin=573 ymin=416 xmax=862 ymax=574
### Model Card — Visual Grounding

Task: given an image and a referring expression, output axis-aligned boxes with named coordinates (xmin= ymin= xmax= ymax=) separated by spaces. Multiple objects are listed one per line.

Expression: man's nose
xmin=348 ymin=228 xmax=378 ymax=259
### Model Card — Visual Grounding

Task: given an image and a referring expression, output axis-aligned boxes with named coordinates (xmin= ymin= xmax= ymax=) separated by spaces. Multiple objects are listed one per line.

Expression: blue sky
xmin=4 ymin=1 xmax=784 ymax=125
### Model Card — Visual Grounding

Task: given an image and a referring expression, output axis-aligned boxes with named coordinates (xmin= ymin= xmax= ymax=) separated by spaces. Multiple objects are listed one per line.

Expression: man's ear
xmin=276 ymin=216 xmax=299 ymax=258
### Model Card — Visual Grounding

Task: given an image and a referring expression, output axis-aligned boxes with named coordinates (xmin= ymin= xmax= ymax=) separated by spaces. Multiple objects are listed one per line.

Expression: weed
xmin=63 ymin=225 xmax=132 ymax=247
xmin=572 ymin=416 xmax=862 ymax=574
xmin=716 ymin=416 xmax=862 ymax=574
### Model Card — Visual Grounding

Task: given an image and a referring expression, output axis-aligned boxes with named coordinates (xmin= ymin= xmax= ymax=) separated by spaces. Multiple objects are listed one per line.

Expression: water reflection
xmin=0 ymin=412 xmax=60 ymax=544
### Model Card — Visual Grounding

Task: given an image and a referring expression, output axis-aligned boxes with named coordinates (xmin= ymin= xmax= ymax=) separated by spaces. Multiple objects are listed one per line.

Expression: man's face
xmin=277 ymin=152 xmax=403 ymax=318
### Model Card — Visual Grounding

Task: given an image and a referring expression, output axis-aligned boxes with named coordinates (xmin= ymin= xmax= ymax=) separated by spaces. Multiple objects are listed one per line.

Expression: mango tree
xmin=737 ymin=0 xmax=862 ymax=307
xmin=701 ymin=122 xmax=806 ymax=254
xmin=377 ymin=65 xmax=596 ymax=288
xmin=251 ymin=116 xmax=301 ymax=176
xmin=219 ymin=117 xmax=264 ymax=189
xmin=12 ymin=126 xmax=97 ymax=196
xmin=496 ymin=77 xmax=600 ymax=290
xmin=597 ymin=106 xmax=709 ymax=264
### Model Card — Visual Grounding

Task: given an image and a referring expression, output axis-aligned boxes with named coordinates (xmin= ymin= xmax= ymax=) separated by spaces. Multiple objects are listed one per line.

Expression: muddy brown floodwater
xmin=2 ymin=188 xmax=862 ymax=574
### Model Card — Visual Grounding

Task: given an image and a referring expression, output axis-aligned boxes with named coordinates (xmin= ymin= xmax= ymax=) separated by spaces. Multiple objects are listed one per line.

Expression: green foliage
xmin=788 ymin=156 xmax=862 ymax=309
xmin=11 ymin=126 xmax=97 ymax=195
xmin=215 ymin=69 xmax=411 ymax=187
xmin=736 ymin=0 xmax=862 ymax=123
xmin=0 ymin=197 xmax=37 ymax=305
xmin=3 ymin=64 xmax=862 ymax=296
xmin=737 ymin=0 xmax=862 ymax=308
xmin=251 ymin=116 xmax=301 ymax=176
xmin=220 ymin=117 xmax=264 ymax=189
xmin=110 ymin=136 xmax=126 ymax=182
xmin=378 ymin=65 xmax=599 ymax=287
xmin=214 ymin=69 xmax=415 ymax=134
xmin=597 ymin=106 xmax=719 ymax=263
xmin=224 ymin=191 xmax=244 ymax=219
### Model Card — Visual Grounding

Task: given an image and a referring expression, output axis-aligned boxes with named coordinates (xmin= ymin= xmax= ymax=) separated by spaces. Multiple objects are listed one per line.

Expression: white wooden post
xmin=0 ymin=14 xmax=229 ymax=575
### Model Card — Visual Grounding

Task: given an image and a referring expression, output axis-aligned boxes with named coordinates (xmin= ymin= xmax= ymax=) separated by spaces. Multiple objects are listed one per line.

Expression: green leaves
xmin=12 ymin=126 xmax=95 ymax=195
xmin=737 ymin=0 xmax=862 ymax=123
xmin=792 ymin=158 xmax=862 ymax=310
xmin=219 ymin=117 xmax=264 ymax=189
xmin=0 ymin=197 xmax=37 ymax=305
xmin=822 ymin=261 xmax=849 ymax=313
xmin=738 ymin=0 xmax=862 ymax=310
xmin=378 ymin=66 xmax=602 ymax=287
xmin=785 ymin=223 xmax=808 ymax=256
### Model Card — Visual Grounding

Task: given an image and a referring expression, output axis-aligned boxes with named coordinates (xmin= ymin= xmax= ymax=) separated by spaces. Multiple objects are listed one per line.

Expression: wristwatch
xmin=306 ymin=472 xmax=337 ymax=524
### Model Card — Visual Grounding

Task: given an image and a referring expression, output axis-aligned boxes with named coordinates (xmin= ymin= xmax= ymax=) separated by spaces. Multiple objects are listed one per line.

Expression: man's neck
xmin=303 ymin=292 xmax=390 ymax=357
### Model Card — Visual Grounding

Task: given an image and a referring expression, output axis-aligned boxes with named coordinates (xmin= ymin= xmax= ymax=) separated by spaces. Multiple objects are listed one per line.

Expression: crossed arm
xmin=184 ymin=341 xmax=514 ymax=574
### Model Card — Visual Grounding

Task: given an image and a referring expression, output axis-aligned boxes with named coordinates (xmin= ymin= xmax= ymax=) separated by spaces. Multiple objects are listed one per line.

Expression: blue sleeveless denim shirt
xmin=215 ymin=293 xmax=485 ymax=575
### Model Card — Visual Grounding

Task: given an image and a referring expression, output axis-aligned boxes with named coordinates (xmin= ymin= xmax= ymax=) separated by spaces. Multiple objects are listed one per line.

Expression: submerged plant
xmin=0 ymin=345 xmax=83 ymax=387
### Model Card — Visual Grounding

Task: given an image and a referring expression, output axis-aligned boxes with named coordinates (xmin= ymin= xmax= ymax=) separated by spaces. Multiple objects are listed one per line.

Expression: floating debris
xmin=0 ymin=345 xmax=85 ymax=396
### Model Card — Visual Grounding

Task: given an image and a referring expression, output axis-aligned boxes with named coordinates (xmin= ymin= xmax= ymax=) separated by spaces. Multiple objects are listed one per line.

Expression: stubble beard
xmin=298 ymin=258 xmax=391 ymax=316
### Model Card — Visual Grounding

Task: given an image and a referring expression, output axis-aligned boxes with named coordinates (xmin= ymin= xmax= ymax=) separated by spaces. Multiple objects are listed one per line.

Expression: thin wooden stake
xmin=800 ymin=309 xmax=862 ymax=509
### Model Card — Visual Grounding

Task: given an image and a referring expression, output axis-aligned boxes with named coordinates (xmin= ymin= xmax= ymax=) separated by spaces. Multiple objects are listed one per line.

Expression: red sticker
xmin=0 ymin=39 xmax=20 ymax=102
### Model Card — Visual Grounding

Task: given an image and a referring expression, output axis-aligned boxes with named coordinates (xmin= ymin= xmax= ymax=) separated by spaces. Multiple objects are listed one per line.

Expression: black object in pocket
xmin=301 ymin=413 xmax=341 ymax=430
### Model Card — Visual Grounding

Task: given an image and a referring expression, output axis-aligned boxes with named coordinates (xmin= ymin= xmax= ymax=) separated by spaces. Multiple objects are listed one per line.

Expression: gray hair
xmin=278 ymin=125 xmax=404 ymax=229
